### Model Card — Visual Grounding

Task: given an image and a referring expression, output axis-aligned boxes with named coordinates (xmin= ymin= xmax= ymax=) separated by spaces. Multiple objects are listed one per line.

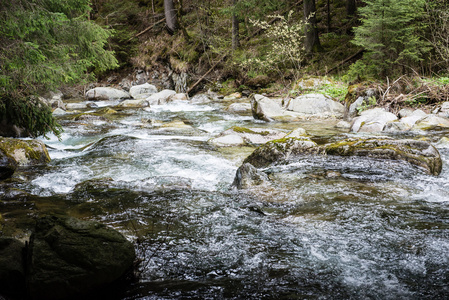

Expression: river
xmin=1 ymin=96 xmax=449 ymax=299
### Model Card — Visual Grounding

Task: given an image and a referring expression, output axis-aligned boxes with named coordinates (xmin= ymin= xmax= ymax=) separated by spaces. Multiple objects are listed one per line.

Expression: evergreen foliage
xmin=351 ymin=0 xmax=430 ymax=77
xmin=0 ymin=0 xmax=118 ymax=138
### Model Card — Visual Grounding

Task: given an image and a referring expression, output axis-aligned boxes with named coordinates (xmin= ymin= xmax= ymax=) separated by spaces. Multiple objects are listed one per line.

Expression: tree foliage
xmin=0 ymin=0 xmax=118 ymax=138
xmin=351 ymin=0 xmax=430 ymax=77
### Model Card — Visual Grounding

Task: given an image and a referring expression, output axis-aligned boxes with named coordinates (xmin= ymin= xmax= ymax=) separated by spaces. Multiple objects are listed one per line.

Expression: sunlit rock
xmin=85 ymin=87 xmax=130 ymax=101
xmin=209 ymin=126 xmax=288 ymax=147
xmin=351 ymin=108 xmax=397 ymax=132
xmin=0 ymin=137 xmax=50 ymax=167
xmin=325 ymin=138 xmax=442 ymax=175
xmin=146 ymin=89 xmax=176 ymax=105
xmin=232 ymin=163 xmax=269 ymax=189
xmin=284 ymin=127 xmax=308 ymax=138
xmin=227 ymin=102 xmax=251 ymax=114
xmin=27 ymin=215 xmax=135 ymax=300
xmin=286 ymin=93 xmax=345 ymax=118
xmin=117 ymin=99 xmax=149 ymax=108
xmin=189 ymin=93 xmax=213 ymax=104
xmin=251 ymin=94 xmax=285 ymax=122
xmin=413 ymin=115 xmax=449 ymax=131
xmin=209 ymin=135 xmax=245 ymax=147
xmin=129 ymin=83 xmax=157 ymax=100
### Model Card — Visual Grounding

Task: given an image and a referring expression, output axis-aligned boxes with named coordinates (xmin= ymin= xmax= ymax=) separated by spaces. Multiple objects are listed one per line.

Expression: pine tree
xmin=352 ymin=0 xmax=430 ymax=77
xmin=0 ymin=0 xmax=118 ymax=138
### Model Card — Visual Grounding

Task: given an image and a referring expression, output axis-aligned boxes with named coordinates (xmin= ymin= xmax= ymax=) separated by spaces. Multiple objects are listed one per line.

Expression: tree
xmin=232 ymin=0 xmax=240 ymax=50
xmin=303 ymin=0 xmax=322 ymax=53
xmin=0 ymin=0 xmax=117 ymax=138
xmin=346 ymin=0 xmax=357 ymax=17
xmin=351 ymin=0 xmax=430 ymax=77
xmin=164 ymin=0 xmax=178 ymax=34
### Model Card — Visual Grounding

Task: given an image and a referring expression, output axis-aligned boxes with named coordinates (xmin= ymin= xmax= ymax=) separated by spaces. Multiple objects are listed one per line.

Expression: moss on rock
xmin=0 ymin=137 xmax=50 ymax=166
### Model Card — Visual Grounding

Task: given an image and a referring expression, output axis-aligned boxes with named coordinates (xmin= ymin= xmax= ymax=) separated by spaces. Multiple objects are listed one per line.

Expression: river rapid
xmin=1 ymin=96 xmax=449 ymax=299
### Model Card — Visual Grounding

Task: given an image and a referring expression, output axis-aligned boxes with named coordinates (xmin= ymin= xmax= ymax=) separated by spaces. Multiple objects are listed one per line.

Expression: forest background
xmin=1 ymin=0 xmax=449 ymax=137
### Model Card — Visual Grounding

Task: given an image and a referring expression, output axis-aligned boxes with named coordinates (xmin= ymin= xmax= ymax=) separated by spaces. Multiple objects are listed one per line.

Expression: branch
xmin=127 ymin=18 xmax=166 ymax=42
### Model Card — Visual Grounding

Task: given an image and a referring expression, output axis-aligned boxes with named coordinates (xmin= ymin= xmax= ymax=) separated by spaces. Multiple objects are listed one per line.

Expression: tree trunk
xmin=346 ymin=0 xmax=356 ymax=16
xmin=232 ymin=0 xmax=240 ymax=50
xmin=164 ymin=0 xmax=178 ymax=34
xmin=304 ymin=0 xmax=322 ymax=52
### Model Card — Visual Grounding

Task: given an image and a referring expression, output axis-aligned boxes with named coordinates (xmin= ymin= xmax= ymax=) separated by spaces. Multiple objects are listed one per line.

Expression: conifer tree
xmin=352 ymin=0 xmax=429 ymax=77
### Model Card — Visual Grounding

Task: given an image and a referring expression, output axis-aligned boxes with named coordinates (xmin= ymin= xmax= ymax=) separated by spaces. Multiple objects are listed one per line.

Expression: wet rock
xmin=27 ymin=215 xmax=135 ymax=300
xmin=129 ymin=83 xmax=157 ymax=100
xmin=0 ymin=238 xmax=26 ymax=297
xmin=0 ymin=137 xmax=50 ymax=166
xmin=85 ymin=87 xmax=130 ymax=101
xmin=251 ymin=94 xmax=285 ymax=122
xmin=190 ymin=93 xmax=213 ymax=104
xmin=284 ymin=127 xmax=308 ymax=138
xmin=210 ymin=126 xmax=287 ymax=147
xmin=0 ymin=149 xmax=17 ymax=180
xmin=169 ymin=93 xmax=189 ymax=101
xmin=209 ymin=135 xmax=245 ymax=147
xmin=413 ymin=115 xmax=449 ymax=131
xmin=335 ymin=120 xmax=351 ymax=129
xmin=117 ymin=99 xmax=149 ymax=108
xmin=227 ymin=102 xmax=251 ymax=114
xmin=243 ymin=137 xmax=320 ymax=168
xmin=351 ymin=108 xmax=397 ymax=132
xmin=286 ymin=93 xmax=345 ymax=118
xmin=52 ymin=108 xmax=66 ymax=116
xmin=73 ymin=113 xmax=109 ymax=122
xmin=146 ymin=89 xmax=176 ymax=105
xmin=399 ymin=110 xmax=427 ymax=128
xmin=384 ymin=121 xmax=411 ymax=132
xmin=139 ymin=176 xmax=193 ymax=190
xmin=325 ymin=138 xmax=442 ymax=176
xmin=232 ymin=163 xmax=269 ymax=189
xmin=224 ymin=92 xmax=242 ymax=101
xmin=66 ymin=102 xmax=87 ymax=110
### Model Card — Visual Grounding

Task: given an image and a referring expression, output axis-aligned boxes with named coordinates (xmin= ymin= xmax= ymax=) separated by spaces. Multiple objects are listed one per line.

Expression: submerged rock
xmin=232 ymin=163 xmax=270 ymax=189
xmin=85 ymin=87 xmax=130 ymax=101
xmin=0 ymin=238 xmax=26 ymax=298
xmin=27 ymin=215 xmax=135 ymax=300
xmin=0 ymin=137 xmax=50 ymax=167
xmin=325 ymin=138 xmax=442 ymax=176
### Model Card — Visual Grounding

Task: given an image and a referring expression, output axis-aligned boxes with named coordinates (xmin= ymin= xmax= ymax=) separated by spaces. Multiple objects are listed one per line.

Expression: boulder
xmin=85 ymin=87 xmax=130 ymax=101
xmin=190 ymin=93 xmax=213 ymax=104
xmin=27 ymin=215 xmax=135 ymax=300
xmin=116 ymin=99 xmax=149 ymax=108
xmin=66 ymin=102 xmax=87 ymax=110
xmin=351 ymin=108 xmax=397 ymax=132
xmin=0 ymin=137 xmax=50 ymax=166
xmin=52 ymin=108 xmax=66 ymax=116
xmin=399 ymin=110 xmax=427 ymax=128
xmin=243 ymin=137 xmax=320 ymax=168
xmin=0 ymin=238 xmax=26 ymax=297
xmin=284 ymin=127 xmax=308 ymax=138
xmin=286 ymin=93 xmax=345 ymax=118
xmin=325 ymin=138 xmax=442 ymax=175
xmin=209 ymin=135 xmax=245 ymax=147
xmin=227 ymin=102 xmax=252 ymax=114
xmin=211 ymin=126 xmax=288 ymax=147
xmin=169 ymin=93 xmax=189 ymax=101
xmin=232 ymin=163 xmax=270 ymax=189
xmin=251 ymin=94 xmax=285 ymax=122
xmin=0 ymin=149 xmax=17 ymax=180
xmin=129 ymin=83 xmax=157 ymax=100
xmin=398 ymin=108 xmax=416 ymax=118
xmin=146 ymin=89 xmax=176 ymax=105
xmin=413 ymin=115 xmax=449 ymax=131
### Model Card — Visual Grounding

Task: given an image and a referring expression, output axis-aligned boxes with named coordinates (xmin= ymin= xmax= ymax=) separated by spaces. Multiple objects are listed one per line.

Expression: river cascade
xmin=1 ymin=89 xmax=449 ymax=299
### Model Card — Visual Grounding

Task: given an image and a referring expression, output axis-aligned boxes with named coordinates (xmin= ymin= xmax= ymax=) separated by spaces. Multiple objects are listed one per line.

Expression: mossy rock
xmin=243 ymin=137 xmax=321 ymax=168
xmin=325 ymin=138 xmax=442 ymax=175
xmin=0 ymin=149 xmax=17 ymax=180
xmin=0 ymin=137 xmax=50 ymax=167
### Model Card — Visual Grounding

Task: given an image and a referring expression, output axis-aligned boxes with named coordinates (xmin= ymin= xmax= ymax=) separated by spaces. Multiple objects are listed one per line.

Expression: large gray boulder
xmin=251 ymin=94 xmax=285 ymax=122
xmin=27 ymin=215 xmax=135 ymax=300
xmin=351 ymin=108 xmax=397 ymax=132
xmin=286 ymin=93 xmax=345 ymax=118
xmin=146 ymin=89 xmax=176 ymax=105
xmin=85 ymin=87 xmax=130 ymax=101
xmin=129 ymin=83 xmax=157 ymax=100
xmin=413 ymin=115 xmax=449 ymax=131
xmin=0 ymin=238 xmax=26 ymax=298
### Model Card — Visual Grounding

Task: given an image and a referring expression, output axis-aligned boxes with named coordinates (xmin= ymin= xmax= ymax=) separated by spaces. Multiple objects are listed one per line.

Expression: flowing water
xmin=1 ymin=98 xmax=449 ymax=299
